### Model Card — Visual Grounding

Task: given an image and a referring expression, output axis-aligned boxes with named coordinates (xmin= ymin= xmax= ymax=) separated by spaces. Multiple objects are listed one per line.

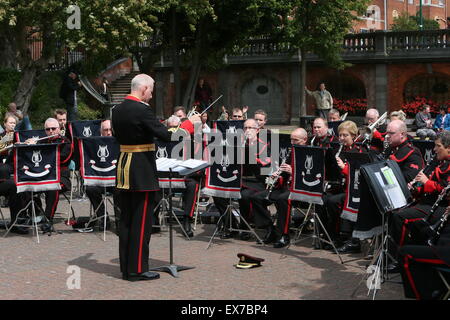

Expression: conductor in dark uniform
xmin=111 ymin=74 xmax=198 ymax=282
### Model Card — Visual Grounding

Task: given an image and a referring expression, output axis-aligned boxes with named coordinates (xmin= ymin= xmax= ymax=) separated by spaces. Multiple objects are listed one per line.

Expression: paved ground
xmin=0 ymin=196 xmax=407 ymax=301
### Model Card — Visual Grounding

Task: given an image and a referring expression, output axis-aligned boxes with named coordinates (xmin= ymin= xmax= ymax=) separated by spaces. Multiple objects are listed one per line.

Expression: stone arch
xmin=238 ymin=72 xmax=285 ymax=124
xmin=321 ymin=73 xmax=367 ymax=100
xmin=404 ymin=73 xmax=450 ymax=104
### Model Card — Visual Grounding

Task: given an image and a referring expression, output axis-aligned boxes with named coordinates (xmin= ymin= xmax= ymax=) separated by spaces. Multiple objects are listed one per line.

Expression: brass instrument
xmin=341 ymin=112 xmax=348 ymax=121
xmin=310 ymin=135 xmax=316 ymax=146
xmin=357 ymin=112 xmax=388 ymax=143
xmin=0 ymin=132 xmax=14 ymax=152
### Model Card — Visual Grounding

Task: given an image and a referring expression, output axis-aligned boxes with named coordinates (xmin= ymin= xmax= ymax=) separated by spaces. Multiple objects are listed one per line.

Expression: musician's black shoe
xmin=40 ymin=223 xmax=53 ymax=234
xmin=387 ymin=262 xmax=400 ymax=274
xmin=10 ymin=226 xmax=29 ymax=235
xmin=126 ymin=271 xmax=160 ymax=282
xmin=240 ymin=232 xmax=251 ymax=241
xmin=256 ymin=226 xmax=276 ymax=244
xmin=98 ymin=217 xmax=111 ymax=231
xmin=183 ymin=217 xmax=194 ymax=238
xmin=273 ymin=235 xmax=290 ymax=248
xmin=336 ymin=240 xmax=361 ymax=254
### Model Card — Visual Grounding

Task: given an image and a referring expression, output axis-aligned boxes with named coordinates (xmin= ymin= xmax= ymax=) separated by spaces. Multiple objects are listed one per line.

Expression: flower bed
xmin=401 ymin=97 xmax=450 ymax=117
xmin=333 ymin=98 xmax=368 ymax=116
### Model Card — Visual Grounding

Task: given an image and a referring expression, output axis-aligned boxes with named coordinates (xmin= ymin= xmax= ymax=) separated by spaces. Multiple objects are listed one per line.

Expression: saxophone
xmin=0 ymin=132 xmax=14 ymax=153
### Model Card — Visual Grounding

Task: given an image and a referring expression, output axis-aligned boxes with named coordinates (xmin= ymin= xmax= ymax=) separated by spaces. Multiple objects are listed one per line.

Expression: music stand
xmin=351 ymin=160 xmax=410 ymax=299
xmin=4 ymin=143 xmax=62 ymax=242
xmin=283 ymin=145 xmax=344 ymax=263
xmin=150 ymin=165 xmax=206 ymax=277
xmin=78 ymin=136 xmax=119 ymax=240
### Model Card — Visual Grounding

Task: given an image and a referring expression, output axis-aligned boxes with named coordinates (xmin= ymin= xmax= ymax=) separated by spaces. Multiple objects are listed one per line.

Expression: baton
xmin=200 ymin=95 xmax=223 ymax=115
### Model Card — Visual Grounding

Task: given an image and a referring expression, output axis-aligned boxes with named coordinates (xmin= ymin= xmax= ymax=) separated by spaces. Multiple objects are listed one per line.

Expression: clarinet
xmin=427 ymin=205 xmax=450 ymax=246
xmin=424 ymin=184 xmax=450 ymax=223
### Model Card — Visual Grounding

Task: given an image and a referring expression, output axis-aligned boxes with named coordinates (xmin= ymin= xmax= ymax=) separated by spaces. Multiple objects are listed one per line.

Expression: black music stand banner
xmin=289 ymin=145 xmax=325 ymax=205
xmin=69 ymin=120 xmax=101 ymax=138
xmin=412 ymin=139 xmax=434 ymax=166
xmin=14 ymin=143 xmax=61 ymax=193
xmin=276 ymin=133 xmax=292 ymax=165
xmin=340 ymin=152 xmax=371 ymax=222
xmin=79 ymin=136 xmax=119 ymax=187
xmin=202 ymin=145 xmax=243 ymax=199
xmin=327 ymin=120 xmax=343 ymax=136
xmin=155 ymin=138 xmax=190 ymax=189
xmin=213 ymin=120 xmax=245 ymax=137
xmin=14 ymin=129 xmax=46 ymax=143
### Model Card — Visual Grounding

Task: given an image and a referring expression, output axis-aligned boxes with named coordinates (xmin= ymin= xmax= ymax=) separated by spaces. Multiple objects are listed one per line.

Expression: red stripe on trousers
xmin=189 ymin=184 xmax=199 ymax=218
xmin=403 ymin=255 xmax=421 ymax=300
xmin=138 ymin=192 xmax=149 ymax=274
xmin=50 ymin=190 xmax=60 ymax=219
xmin=284 ymin=199 xmax=292 ymax=234
xmin=399 ymin=218 xmax=423 ymax=247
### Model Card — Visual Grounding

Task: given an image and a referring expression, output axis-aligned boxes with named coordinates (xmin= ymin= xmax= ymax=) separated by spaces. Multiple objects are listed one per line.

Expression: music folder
xmin=360 ymin=160 xmax=411 ymax=214
xmin=156 ymin=158 xmax=210 ymax=177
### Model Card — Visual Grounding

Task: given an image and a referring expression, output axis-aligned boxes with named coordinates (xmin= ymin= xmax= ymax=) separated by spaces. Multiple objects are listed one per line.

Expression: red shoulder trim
xmin=390 ymin=149 xmax=414 ymax=162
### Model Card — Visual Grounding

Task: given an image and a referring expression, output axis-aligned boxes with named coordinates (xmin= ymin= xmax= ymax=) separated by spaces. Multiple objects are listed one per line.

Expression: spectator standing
xmin=305 ymin=82 xmax=333 ymax=119
xmin=60 ymin=71 xmax=82 ymax=121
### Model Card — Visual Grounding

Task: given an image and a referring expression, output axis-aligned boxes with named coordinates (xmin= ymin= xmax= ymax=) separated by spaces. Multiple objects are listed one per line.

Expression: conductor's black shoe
xmin=273 ymin=235 xmax=290 ymax=248
xmin=127 ymin=271 xmax=160 ymax=282
xmin=10 ymin=226 xmax=29 ymax=235
xmin=336 ymin=241 xmax=361 ymax=254
xmin=183 ymin=218 xmax=194 ymax=238
xmin=387 ymin=262 xmax=400 ymax=274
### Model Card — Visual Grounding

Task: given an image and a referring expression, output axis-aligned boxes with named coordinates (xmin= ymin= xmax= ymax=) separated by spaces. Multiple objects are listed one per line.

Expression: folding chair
xmin=435 ymin=266 xmax=450 ymax=300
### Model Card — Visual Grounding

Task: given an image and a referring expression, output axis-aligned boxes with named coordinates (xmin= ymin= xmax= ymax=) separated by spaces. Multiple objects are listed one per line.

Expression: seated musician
xmin=173 ymin=106 xmax=187 ymax=120
xmin=0 ymin=114 xmax=29 ymax=234
xmin=212 ymin=118 xmax=270 ymax=240
xmin=251 ymin=128 xmax=308 ymax=248
xmin=398 ymin=216 xmax=450 ymax=300
xmin=84 ymin=119 xmax=121 ymax=232
xmin=0 ymin=114 xmax=17 ymax=180
xmin=364 ymin=108 xmax=387 ymax=153
xmin=327 ymin=109 xmax=341 ymax=122
xmin=153 ymin=115 xmax=201 ymax=238
xmin=54 ymin=109 xmax=68 ymax=137
xmin=324 ymin=120 xmax=362 ymax=253
xmin=387 ymin=130 xmax=450 ymax=274
xmin=384 ymin=120 xmax=423 ymax=183
xmin=24 ymin=118 xmax=72 ymax=233
xmin=309 ymin=117 xmax=337 ymax=147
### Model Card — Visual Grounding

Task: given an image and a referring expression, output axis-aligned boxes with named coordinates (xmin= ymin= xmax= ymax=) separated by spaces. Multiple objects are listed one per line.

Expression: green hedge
xmin=0 ymin=68 xmax=101 ymax=129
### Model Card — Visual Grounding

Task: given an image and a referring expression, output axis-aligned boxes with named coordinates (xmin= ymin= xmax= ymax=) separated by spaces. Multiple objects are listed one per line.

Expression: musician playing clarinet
xmin=250 ymin=127 xmax=308 ymax=248
xmin=309 ymin=117 xmax=337 ymax=148
xmin=387 ymin=130 xmax=450 ymax=274
xmin=323 ymin=120 xmax=362 ymax=253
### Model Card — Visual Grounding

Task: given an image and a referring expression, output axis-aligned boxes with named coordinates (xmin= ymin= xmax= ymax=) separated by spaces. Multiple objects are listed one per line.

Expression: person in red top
xmin=323 ymin=120 xmax=362 ymax=252
xmin=387 ymin=130 xmax=450 ymax=274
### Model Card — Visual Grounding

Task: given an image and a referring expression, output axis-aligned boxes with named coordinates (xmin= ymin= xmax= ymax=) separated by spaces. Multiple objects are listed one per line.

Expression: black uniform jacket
xmin=385 ymin=139 xmax=424 ymax=183
xmin=112 ymin=95 xmax=193 ymax=191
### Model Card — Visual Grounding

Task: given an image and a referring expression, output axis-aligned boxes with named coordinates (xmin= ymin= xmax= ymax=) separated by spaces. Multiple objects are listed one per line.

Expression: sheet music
xmin=156 ymin=158 xmax=208 ymax=172
xmin=379 ymin=166 xmax=407 ymax=209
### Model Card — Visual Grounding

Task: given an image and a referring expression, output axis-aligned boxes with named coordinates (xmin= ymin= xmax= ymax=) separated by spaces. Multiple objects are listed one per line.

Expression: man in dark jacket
xmin=112 ymin=74 xmax=198 ymax=282
xmin=60 ymin=72 xmax=82 ymax=121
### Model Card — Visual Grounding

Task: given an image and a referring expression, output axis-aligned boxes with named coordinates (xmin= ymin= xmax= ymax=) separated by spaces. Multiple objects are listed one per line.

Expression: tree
xmin=391 ymin=12 xmax=440 ymax=31
xmin=0 ymin=0 xmax=168 ymax=114
xmin=279 ymin=0 xmax=369 ymax=118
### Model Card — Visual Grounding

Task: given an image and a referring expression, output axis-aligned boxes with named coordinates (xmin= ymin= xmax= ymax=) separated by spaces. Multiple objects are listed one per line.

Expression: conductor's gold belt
xmin=120 ymin=144 xmax=155 ymax=152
